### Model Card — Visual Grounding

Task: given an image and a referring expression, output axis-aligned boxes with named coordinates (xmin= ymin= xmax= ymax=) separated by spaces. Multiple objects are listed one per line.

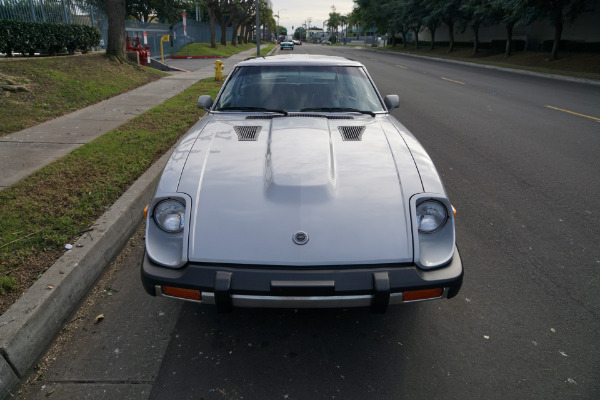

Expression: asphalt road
xmin=20 ymin=45 xmax=599 ymax=400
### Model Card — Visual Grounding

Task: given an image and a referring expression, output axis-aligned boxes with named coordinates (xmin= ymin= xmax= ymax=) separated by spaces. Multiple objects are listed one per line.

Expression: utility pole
xmin=256 ymin=0 xmax=261 ymax=55
xmin=276 ymin=9 xmax=286 ymax=44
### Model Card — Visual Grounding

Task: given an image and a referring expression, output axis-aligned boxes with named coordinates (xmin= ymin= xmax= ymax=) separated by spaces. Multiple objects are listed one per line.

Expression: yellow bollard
xmin=214 ymin=60 xmax=224 ymax=81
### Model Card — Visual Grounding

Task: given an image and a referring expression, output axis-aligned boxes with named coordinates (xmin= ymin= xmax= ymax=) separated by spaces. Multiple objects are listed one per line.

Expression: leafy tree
xmin=459 ymin=0 xmax=493 ymax=55
xmin=490 ymin=0 xmax=538 ymax=57
xmin=427 ymin=0 xmax=462 ymax=52
xmin=423 ymin=0 xmax=443 ymax=49
xmin=535 ymin=0 xmax=586 ymax=60
xmin=126 ymin=0 xmax=194 ymax=23
xmin=406 ymin=0 xmax=427 ymax=49
xmin=328 ymin=8 xmax=343 ymax=41
xmin=229 ymin=0 xmax=255 ymax=45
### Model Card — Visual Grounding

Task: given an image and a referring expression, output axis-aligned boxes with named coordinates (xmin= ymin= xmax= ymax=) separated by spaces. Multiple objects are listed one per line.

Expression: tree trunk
xmin=208 ymin=8 xmax=217 ymax=48
xmin=447 ymin=22 xmax=455 ymax=53
xmin=231 ymin=20 xmax=238 ymax=45
xmin=401 ymin=31 xmax=407 ymax=48
xmin=413 ymin=25 xmax=420 ymax=50
xmin=472 ymin=21 xmax=480 ymax=55
xmin=505 ymin=22 xmax=514 ymax=57
xmin=106 ymin=0 xmax=126 ymax=62
xmin=551 ymin=20 xmax=563 ymax=60
xmin=220 ymin=20 xmax=227 ymax=46
xmin=430 ymin=26 xmax=436 ymax=50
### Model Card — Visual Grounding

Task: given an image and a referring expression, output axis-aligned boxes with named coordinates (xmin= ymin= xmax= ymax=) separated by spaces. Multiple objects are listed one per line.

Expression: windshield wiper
xmin=300 ymin=107 xmax=376 ymax=117
xmin=218 ymin=106 xmax=288 ymax=115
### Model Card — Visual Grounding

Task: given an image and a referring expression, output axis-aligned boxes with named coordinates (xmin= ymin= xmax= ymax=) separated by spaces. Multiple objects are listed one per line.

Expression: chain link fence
xmin=1 ymin=1 xmax=237 ymax=60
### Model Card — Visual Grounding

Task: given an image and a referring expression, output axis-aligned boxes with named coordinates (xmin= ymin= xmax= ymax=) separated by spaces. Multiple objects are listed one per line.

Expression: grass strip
xmin=0 ymin=53 xmax=167 ymax=136
xmin=175 ymin=42 xmax=260 ymax=57
xmin=0 ymin=77 xmax=223 ymax=313
xmin=374 ymin=45 xmax=600 ymax=80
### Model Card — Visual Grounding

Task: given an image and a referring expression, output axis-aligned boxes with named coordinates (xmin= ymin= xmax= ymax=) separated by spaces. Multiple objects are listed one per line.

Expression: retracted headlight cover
xmin=146 ymin=194 xmax=191 ymax=268
xmin=411 ymin=194 xmax=455 ymax=269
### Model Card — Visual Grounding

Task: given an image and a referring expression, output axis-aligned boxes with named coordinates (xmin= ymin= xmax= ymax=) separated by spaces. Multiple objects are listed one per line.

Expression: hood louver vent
xmin=246 ymin=115 xmax=284 ymax=120
xmin=338 ymin=126 xmax=366 ymax=141
xmin=234 ymin=126 xmax=262 ymax=141
xmin=245 ymin=114 xmax=354 ymax=120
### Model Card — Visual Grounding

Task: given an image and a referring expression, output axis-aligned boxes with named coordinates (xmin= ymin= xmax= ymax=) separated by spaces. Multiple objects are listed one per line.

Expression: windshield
xmin=213 ymin=65 xmax=386 ymax=113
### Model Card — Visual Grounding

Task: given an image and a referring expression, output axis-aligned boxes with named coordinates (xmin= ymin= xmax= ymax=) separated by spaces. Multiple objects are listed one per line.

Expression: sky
xmin=270 ymin=0 xmax=356 ymax=35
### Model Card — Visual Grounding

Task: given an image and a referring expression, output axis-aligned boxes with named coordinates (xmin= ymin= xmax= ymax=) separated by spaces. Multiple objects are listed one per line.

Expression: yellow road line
xmin=545 ymin=105 xmax=600 ymax=122
xmin=396 ymin=65 xmax=408 ymax=69
xmin=441 ymin=77 xmax=465 ymax=85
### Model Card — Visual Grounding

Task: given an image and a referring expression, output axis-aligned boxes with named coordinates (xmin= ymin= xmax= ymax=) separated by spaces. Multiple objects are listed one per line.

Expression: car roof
xmin=237 ymin=54 xmax=364 ymax=67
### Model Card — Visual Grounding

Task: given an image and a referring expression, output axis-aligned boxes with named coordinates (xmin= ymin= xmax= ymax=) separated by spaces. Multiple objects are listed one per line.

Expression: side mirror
xmin=197 ymin=95 xmax=213 ymax=111
xmin=384 ymin=95 xmax=399 ymax=111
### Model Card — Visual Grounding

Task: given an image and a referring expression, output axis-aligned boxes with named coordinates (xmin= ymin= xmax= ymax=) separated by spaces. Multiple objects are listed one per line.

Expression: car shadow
xmin=149 ymin=302 xmax=436 ymax=399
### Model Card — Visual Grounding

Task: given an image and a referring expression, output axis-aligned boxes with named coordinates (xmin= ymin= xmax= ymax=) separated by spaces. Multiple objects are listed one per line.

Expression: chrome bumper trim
xmin=156 ymin=286 xmax=449 ymax=307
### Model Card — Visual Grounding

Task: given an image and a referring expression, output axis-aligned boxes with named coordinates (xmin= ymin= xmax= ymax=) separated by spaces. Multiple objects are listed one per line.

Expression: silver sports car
xmin=141 ymin=54 xmax=463 ymax=313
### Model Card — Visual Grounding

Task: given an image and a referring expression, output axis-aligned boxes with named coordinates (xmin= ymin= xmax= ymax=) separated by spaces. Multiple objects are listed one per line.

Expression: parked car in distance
xmin=141 ymin=55 xmax=463 ymax=313
xmin=280 ymin=41 xmax=294 ymax=50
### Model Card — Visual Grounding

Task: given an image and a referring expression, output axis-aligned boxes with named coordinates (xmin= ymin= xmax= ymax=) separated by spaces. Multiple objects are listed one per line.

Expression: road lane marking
xmin=441 ymin=77 xmax=465 ymax=85
xmin=545 ymin=105 xmax=600 ymax=122
xmin=396 ymin=65 xmax=408 ymax=69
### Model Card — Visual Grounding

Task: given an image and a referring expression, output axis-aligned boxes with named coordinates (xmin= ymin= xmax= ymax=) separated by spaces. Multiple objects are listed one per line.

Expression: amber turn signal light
xmin=162 ymin=286 xmax=201 ymax=301
xmin=452 ymin=205 xmax=457 ymax=217
xmin=144 ymin=204 xmax=149 ymax=218
xmin=403 ymin=288 xmax=444 ymax=302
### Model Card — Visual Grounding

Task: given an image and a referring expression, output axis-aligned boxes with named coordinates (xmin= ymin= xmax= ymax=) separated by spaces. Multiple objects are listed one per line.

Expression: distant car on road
xmin=280 ymin=41 xmax=294 ymax=50
xmin=141 ymin=55 xmax=463 ymax=313
xmin=292 ymin=40 xmax=302 ymax=45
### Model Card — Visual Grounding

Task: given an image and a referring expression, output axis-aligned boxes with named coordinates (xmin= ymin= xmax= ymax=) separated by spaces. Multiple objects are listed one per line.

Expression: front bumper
xmin=141 ymin=248 xmax=463 ymax=313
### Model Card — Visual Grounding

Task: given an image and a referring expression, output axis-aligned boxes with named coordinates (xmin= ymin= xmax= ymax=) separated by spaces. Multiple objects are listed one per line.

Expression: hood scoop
xmin=234 ymin=126 xmax=262 ymax=141
xmin=246 ymin=114 xmax=354 ymax=120
xmin=338 ymin=126 xmax=366 ymax=141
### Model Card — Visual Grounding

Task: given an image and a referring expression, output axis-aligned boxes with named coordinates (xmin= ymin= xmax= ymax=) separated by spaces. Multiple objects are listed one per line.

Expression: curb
xmin=169 ymin=55 xmax=221 ymax=59
xmin=373 ymin=49 xmax=600 ymax=86
xmin=0 ymin=45 xmax=267 ymax=399
xmin=0 ymin=147 xmax=172 ymax=399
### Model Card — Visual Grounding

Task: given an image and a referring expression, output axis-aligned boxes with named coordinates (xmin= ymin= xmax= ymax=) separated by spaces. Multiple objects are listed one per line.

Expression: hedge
xmin=0 ymin=20 xmax=101 ymax=57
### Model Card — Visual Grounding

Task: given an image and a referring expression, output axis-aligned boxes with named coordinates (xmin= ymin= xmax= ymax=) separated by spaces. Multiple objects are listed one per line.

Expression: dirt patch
xmin=0 ymin=72 xmax=31 ymax=93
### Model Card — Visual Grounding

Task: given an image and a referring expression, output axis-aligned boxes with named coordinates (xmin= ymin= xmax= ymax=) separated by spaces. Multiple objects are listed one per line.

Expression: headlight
xmin=416 ymin=200 xmax=448 ymax=233
xmin=153 ymin=199 xmax=185 ymax=233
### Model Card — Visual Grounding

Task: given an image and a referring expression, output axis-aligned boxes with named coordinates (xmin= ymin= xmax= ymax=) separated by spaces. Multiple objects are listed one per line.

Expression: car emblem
xmin=293 ymin=231 xmax=309 ymax=245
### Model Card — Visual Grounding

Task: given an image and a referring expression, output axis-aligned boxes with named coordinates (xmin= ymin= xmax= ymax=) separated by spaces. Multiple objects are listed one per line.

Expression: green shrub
xmin=0 ymin=19 xmax=101 ymax=57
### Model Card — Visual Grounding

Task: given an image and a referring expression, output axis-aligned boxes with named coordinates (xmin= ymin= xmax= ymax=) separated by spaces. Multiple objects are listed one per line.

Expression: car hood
xmin=178 ymin=115 xmax=424 ymax=265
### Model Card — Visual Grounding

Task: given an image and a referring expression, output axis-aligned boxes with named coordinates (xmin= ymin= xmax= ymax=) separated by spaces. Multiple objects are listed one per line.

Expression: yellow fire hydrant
xmin=214 ymin=60 xmax=224 ymax=81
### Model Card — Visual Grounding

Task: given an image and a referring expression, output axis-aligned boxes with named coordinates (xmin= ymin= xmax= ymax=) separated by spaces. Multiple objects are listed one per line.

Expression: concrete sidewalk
xmin=0 ymin=46 xmax=260 ymax=191
xmin=0 ymin=46 xmax=268 ymax=400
